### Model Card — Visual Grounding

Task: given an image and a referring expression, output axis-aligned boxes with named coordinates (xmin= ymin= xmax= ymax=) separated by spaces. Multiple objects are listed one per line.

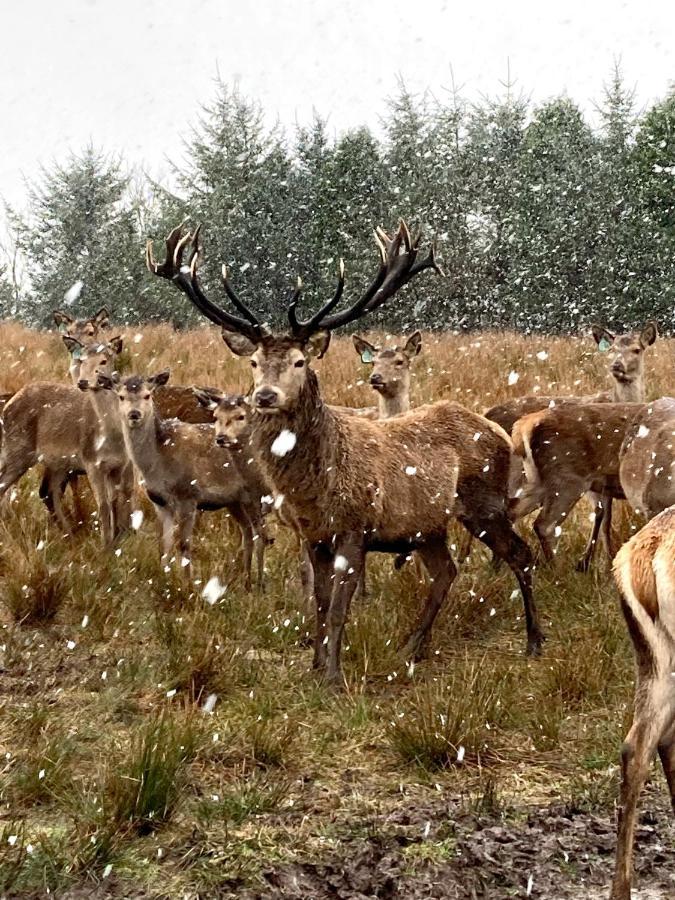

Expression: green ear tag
xmin=598 ymin=337 xmax=611 ymax=353
xmin=71 ymin=346 xmax=84 ymax=360
xmin=360 ymin=350 xmax=374 ymax=364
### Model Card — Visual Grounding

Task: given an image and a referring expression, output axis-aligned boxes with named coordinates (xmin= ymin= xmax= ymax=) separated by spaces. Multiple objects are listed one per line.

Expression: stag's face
xmin=114 ymin=372 xmax=169 ymax=429
xmin=64 ymin=336 xmax=122 ymax=390
xmin=222 ymin=331 xmax=330 ymax=414
xmin=592 ymin=322 xmax=657 ymax=385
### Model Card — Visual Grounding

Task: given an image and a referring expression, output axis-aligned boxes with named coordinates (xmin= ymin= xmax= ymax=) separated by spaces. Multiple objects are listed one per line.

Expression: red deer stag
xmin=146 ymin=223 xmax=543 ymax=685
xmin=610 ymin=507 xmax=675 ymax=900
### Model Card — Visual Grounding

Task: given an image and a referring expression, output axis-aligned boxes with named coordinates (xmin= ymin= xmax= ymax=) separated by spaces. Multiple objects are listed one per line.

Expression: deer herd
xmin=0 ymin=221 xmax=672 ymax=898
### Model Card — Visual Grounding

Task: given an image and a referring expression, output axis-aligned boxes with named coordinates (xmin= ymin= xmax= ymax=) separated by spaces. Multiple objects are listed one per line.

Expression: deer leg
xmin=84 ymin=466 xmax=114 ymax=547
xmin=42 ymin=468 xmax=77 ymax=535
xmin=0 ymin=451 xmax=33 ymax=509
xmin=308 ymin=541 xmax=335 ymax=672
xmin=657 ymin=713 xmax=675 ymax=816
xmin=575 ymin=491 xmax=605 ymax=573
xmin=154 ymin=503 xmax=176 ymax=568
xmin=324 ymin=535 xmax=365 ymax=686
xmin=466 ymin=512 xmax=544 ymax=656
xmin=531 ymin=481 xmax=585 ymax=563
xmin=176 ymin=505 xmax=197 ymax=580
xmin=599 ymin=493 xmax=616 ymax=559
xmin=611 ymin=683 xmax=675 ymax=900
xmin=229 ymin=504 xmax=254 ymax=593
xmin=112 ymin=464 xmax=134 ymax=539
xmin=300 ymin=540 xmax=315 ymax=608
xmin=400 ymin=536 xmax=456 ymax=662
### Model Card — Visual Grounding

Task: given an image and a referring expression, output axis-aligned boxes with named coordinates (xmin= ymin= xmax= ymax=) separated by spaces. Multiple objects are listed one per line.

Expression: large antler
xmin=287 ymin=221 xmax=443 ymax=339
xmin=146 ymin=225 xmax=264 ymax=342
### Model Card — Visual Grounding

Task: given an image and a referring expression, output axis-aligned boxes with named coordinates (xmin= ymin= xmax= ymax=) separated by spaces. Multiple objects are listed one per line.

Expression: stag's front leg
xmin=324 ymin=534 xmax=365 ymax=687
xmin=307 ymin=542 xmax=333 ymax=671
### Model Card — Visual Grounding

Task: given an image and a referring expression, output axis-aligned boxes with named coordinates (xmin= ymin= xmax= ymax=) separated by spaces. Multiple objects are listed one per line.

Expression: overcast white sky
xmin=2 ymin=0 xmax=674 ymax=211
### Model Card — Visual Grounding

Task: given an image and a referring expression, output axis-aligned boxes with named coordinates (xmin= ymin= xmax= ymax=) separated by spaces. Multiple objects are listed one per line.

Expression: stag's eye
xmin=294 ymin=359 xmax=305 ymax=368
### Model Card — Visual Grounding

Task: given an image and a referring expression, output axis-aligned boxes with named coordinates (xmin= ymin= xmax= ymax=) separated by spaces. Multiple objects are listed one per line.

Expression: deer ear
xmin=403 ymin=330 xmax=422 ymax=359
xmin=306 ymin=330 xmax=331 ymax=360
xmin=193 ymin=388 xmax=220 ymax=410
xmin=640 ymin=321 xmax=658 ymax=347
xmin=93 ymin=307 xmax=110 ymax=329
xmin=148 ymin=370 xmax=170 ymax=389
xmin=109 ymin=335 xmax=123 ymax=355
xmin=53 ymin=309 xmax=73 ymax=328
xmin=352 ymin=334 xmax=377 ymax=363
xmin=591 ymin=325 xmax=614 ymax=351
xmin=62 ymin=335 xmax=83 ymax=355
xmin=221 ymin=328 xmax=257 ymax=357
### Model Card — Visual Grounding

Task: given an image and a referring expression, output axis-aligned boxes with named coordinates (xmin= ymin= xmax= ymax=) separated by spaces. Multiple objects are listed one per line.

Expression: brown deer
xmin=619 ymin=397 xmax=675 ymax=522
xmin=486 ymin=322 xmax=657 ymax=571
xmin=0 ymin=337 xmax=127 ymax=540
xmin=146 ymin=222 xmax=543 ymax=685
xmin=510 ymin=402 xmax=645 ymax=562
xmin=350 ymin=332 xmax=421 ymax=418
xmin=53 ymin=307 xmax=111 ymax=384
xmin=610 ymin=506 xmax=675 ymax=900
xmin=103 ymin=370 xmax=268 ymax=589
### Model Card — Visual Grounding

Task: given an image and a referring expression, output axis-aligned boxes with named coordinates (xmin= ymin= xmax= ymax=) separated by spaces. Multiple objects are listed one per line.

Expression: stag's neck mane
xmin=251 ymin=368 xmax=341 ymax=523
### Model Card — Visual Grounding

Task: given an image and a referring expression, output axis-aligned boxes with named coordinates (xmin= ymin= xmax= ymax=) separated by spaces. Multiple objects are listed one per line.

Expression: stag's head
xmin=98 ymin=371 xmax=169 ymax=428
xmin=146 ymin=223 xmax=441 ymax=414
xmin=591 ymin=322 xmax=657 ymax=385
xmin=352 ymin=331 xmax=422 ymax=399
xmin=194 ymin=389 xmax=251 ymax=448
xmin=64 ymin=335 xmax=123 ymax=391
xmin=54 ymin=307 xmax=110 ymax=341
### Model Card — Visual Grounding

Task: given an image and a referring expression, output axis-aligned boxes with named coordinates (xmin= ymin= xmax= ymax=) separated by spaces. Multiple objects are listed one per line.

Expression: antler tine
xmin=287 ymin=277 xmax=303 ymax=332
xmin=409 ymin=240 xmax=445 ymax=278
xmin=147 ymin=223 xmax=262 ymax=341
xmin=220 ymin=264 xmax=262 ymax=327
xmin=292 ymin=259 xmax=346 ymax=337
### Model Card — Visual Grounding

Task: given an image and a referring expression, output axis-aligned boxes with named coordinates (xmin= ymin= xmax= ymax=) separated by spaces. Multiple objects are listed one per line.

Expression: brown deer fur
xmin=109 ymin=371 xmax=268 ymax=589
xmin=486 ymin=322 xmax=657 ymax=571
xmin=0 ymin=338 xmax=127 ymax=539
xmin=619 ymin=397 xmax=675 ymax=521
xmin=510 ymin=402 xmax=645 ymax=561
xmin=610 ymin=507 xmax=675 ymax=900
xmin=350 ymin=331 xmax=421 ymax=418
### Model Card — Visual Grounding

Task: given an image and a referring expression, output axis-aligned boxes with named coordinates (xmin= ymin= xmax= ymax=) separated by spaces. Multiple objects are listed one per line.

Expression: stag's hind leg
xmin=400 ymin=536 xmax=456 ymax=662
xmin=324 ymin=534 xmax=365 ymax=686
xmin=466 ymin=512 xmax=544 ymax=656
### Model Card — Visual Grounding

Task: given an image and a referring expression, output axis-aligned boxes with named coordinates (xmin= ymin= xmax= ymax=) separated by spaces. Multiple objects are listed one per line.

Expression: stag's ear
xmin=148 ymin=370 xmax=170 ymax=389
xmin=109 ymin=335 xmax=123 ymax=355
xmin=193 ymin=388 xmax=220 ymax=410
xmin=96 ymin=372 xmax=115 ymax=391
xmin=640 ymin=321 xmax=658 ymax=348
xmin=591 ymin=325 xmax=615 ymax=352
xmin=306 ymin=330 xmax=331 ymax=359
xmin=221 ymin=328 xmax=257 ymax=357
xmin=53 ymin=309 xmax=73 ymax=328
xmin=403 ymin=330 xmax=422 ymax=359
xmin=352 ymin=334 xmax=377 ymax=363
xmin=62 ymin=335 xmax=83 ymax=355
xmin=93 ymin=307 xmax=110 ymax=329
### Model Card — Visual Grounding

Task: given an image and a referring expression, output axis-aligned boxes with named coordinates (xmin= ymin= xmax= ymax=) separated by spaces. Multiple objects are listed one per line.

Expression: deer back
xmin=619 ymin=397 xmax=675 ymax=519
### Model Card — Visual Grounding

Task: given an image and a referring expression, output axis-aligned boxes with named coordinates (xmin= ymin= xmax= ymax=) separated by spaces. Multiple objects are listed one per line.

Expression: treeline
xmin=2 ymin=69 xmax=675 ymax=333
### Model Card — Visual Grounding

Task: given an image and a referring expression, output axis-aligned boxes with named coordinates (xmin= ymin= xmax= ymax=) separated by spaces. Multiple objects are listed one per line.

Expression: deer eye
xmin=294 ymin=359 xmax=305 ymax=368
xmin=143 ymin=394 xmax=150 ymax=400
xmin=395 ymin=360 xmax=404 ymax=366
xmin=251 ymin=360 xmax=258 ymax=368
xmin=100 ymin=358 xmax=107 ymax=364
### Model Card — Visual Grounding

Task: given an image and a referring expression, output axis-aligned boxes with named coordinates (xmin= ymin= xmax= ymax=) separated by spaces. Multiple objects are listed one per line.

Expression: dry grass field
xmin=0 ymin=322 xmax=674 ymax=899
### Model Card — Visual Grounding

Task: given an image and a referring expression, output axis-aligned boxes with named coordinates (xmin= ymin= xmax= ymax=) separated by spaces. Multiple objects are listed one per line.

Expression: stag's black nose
xmin=370 ymin=373 xmax=384 ymax=386
xmin=254 ymin=388 xmax=278 ymax=408
xmin=128 ymin=410 xmax=142 ymax=421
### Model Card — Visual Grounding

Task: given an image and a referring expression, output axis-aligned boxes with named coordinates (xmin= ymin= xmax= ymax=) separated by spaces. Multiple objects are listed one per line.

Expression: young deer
xmin=510 ymin=402 xmax=645 ymax=562
xmin=610 ymin=506 xmax=675 ymax=900
xmin=619 ymin=397 xmax=675 ymax=521
xmin=147 ymin=223 xmax=543 ymax=685
xmin=54 ymin=306 xmax=111 ymax=384
xmin=0 ymin=337 xmax=127 ymax=539
xmin=351 ymin=332 xmax=421 ymax=418
xmin=486 ymin=322 xmax=657 ymax=571
xmin=104 ymin=370 xmax=268 ymax=589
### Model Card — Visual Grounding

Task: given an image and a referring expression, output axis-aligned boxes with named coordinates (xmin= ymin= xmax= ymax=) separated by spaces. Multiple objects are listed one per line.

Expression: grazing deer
xmin=147 ymin=222 xmax=543 ymax=685
xmin=619 ymin=397 xmax=675 ymax=522
xmin=0 ymin=337 xmax=127 ymax=539
xmin=104 ymin=370 xmax=268 ymax=589
xmin=486 ymin=322 xmax=657 ymax=571
xmin=610 ymin=506 xmax=675 ymax=900
xmin=510 ymin=402 xmax=645 ymax=562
